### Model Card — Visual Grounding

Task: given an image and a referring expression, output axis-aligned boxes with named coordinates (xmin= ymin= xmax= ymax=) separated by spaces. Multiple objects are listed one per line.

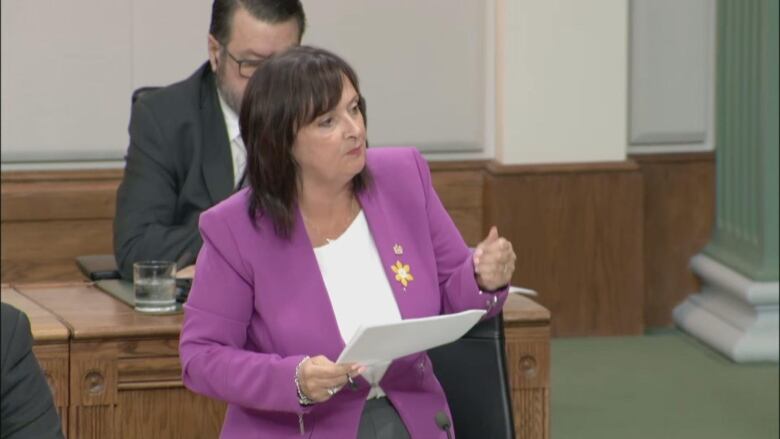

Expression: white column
xmin=673 ymin=0 xmax=779 ymax=363
xmin=674 ymin=255 xmax=779 ymax=362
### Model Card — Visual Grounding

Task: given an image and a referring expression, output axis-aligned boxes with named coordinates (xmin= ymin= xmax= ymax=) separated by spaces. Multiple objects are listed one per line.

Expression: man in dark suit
xmin=114 ymin=0 xmax=306 ymax=280
xmin=1 ymin=303 xmax=64 ymax=439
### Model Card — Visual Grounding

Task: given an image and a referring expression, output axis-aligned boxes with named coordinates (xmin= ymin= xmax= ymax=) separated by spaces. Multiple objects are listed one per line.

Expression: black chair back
xmin=427 ymin=314 xmax=515 ymax=439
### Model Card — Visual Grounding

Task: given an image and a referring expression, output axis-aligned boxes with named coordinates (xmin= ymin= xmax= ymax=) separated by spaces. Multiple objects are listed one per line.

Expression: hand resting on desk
xmin=176 ymin=264 xmax=196 ymax=280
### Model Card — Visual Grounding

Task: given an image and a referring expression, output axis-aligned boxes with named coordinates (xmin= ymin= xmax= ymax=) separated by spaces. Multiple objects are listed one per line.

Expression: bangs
xmin=293 ymin=59 xmax=354 ymax=128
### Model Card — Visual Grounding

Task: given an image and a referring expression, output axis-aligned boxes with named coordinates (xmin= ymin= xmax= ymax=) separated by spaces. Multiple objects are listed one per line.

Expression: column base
xmin=673 ymin=254 xmax=779 ymax=362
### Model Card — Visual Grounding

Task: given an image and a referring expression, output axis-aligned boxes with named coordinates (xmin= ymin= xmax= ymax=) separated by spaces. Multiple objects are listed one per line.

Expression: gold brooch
xmin=391 ymin=261 xmax=414 ymax=288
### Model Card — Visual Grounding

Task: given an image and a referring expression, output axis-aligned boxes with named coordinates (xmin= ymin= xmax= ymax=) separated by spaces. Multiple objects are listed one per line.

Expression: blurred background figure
xmin=1 ymin=303 xmax=64 ymax=439
xmin=114 ymin=0 xmax=306 ymax=280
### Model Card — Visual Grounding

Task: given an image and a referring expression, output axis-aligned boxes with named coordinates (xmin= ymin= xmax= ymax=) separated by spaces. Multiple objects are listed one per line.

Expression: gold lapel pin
xmin=391 ymin=261 xmax=414 ymax=288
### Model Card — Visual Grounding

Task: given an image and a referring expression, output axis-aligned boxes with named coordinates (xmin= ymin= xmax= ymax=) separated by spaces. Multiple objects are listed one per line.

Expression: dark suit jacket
xmin=114 ymin=62 xmax=235 ymax=280
xmin=0 ymin=303 xmax=64 ymax=439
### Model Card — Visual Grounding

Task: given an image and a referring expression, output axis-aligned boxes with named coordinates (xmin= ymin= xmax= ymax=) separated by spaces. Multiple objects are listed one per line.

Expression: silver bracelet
xmin=295 ymin=356 xmax=314 ymax=406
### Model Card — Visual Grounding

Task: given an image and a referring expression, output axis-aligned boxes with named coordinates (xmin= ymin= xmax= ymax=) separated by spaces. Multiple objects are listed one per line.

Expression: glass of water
xmin=133 ymin=261 xmax=177 ymax=313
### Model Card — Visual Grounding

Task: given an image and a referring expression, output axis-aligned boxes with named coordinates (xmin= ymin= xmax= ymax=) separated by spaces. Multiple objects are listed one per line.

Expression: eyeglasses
xmin=223 ymin=48 xmax=266 ymax=79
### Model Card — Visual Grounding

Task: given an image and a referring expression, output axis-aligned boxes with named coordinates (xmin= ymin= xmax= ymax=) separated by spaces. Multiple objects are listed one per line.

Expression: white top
xmin=313 ymin=211 xmax=402 ymax=399
xmin=217 ymin=90 xmax=246 ymax=189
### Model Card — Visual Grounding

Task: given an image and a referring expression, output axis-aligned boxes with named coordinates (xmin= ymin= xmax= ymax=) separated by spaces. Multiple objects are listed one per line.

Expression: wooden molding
xmin=427 ymin=159 xmax=489 ymax=172
xmin=1 ymin=168 xmax=123 ymax=183
xmin=486 ymin=159 xmax=639 ymax=175
xmin=630 ymin=151 xmax=715 ymax=164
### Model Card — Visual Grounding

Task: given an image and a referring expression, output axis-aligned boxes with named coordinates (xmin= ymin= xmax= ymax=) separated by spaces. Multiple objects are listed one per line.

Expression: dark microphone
xmin=435 ymin=411 xmax=453 ymax=439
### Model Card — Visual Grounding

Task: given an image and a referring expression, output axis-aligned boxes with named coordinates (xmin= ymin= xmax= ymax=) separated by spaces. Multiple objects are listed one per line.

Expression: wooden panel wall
xmin=428 ymin=161 xmax=487 ymax=246
xmin=484 ymin=161 xmax=645 ymax=336
xmin=1 ymin=170 xmax=121 ymax=282
xmin=0 ymin=165 xmax=485 ymax=283
xmin=1 ymin=153 xmax=715 ymax=335
xmin=631 ymin=152 xmax=715 ymax=327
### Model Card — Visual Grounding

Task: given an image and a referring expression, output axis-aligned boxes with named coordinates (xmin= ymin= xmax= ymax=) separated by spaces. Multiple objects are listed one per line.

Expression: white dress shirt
xmin=217 ymin=91 xmax=246 ymax=189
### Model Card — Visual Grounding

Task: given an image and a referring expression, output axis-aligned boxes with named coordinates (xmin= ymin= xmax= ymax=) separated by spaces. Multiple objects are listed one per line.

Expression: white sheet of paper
xmin=337 ymin=309 xmax=486 ymax=366
xmin=509 ymin=285 xmax=538 ymax=296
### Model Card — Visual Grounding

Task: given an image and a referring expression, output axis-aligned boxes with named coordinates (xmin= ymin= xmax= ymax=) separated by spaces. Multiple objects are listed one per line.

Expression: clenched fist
xmin=473 ymin=226 xmax=516 ymax=291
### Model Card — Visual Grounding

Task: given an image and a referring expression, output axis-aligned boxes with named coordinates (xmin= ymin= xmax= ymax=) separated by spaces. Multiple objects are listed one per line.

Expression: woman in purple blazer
xmin=179 ymin=46 xmax=516 ymax=439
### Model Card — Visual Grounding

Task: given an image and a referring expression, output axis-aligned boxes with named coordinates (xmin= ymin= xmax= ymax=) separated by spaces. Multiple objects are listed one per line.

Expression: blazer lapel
xmin=199 ymin=68 xmax=234 ymax=204
xmin=358 ymin=189 xmax=416 ymax=320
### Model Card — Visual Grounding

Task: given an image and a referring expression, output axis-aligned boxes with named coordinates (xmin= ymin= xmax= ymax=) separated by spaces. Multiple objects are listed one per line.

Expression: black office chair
xmin=427 ymin=313 xmax=515 ymax=439
xmin=75 ymin=87 xmax=162 ymax=282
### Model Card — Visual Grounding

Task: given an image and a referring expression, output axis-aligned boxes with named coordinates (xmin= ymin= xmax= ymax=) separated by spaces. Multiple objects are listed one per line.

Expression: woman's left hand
xmin=298 ymin=356 xmax=361 ymax=403
xmin=473 ymin=226 xmax=516 ymax=291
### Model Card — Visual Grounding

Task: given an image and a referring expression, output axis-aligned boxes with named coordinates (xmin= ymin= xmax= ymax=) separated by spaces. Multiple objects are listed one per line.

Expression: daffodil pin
xmin=391 ymin=260 xmax=414 ymax=288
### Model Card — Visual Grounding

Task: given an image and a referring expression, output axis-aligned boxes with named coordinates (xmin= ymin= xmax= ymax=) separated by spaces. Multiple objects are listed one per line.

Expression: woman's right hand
xmin=298 ymin=355 xmax=361 ymax=403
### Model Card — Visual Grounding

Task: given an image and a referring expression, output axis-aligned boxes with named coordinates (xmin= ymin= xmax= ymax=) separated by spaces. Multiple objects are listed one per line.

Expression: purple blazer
xmin=179 ymin=147 xmax=508 ymax=438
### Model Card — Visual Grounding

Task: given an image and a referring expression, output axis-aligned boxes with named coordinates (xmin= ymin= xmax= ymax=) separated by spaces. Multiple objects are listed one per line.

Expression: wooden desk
xmin=503 ymin=294 xmax=551 ymax=439
xmin=14 ymin=282 xmax=225 ymax=439
xmin=15 ymin=283 xmax=550 ymax=439
xmin=1 ymin=286 xmax=70 ymax=434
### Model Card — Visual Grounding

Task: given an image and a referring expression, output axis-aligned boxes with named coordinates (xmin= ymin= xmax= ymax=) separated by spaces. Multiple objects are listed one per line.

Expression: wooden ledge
xmin=630 ymin=151 xmax=715 ymax=164
xmin=1 ymin=168 xmax=123 ymax=183
xmin=485 ymin=159 xmax=639 ymax=176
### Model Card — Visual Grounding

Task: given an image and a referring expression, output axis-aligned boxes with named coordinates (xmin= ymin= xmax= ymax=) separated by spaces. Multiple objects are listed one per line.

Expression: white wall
xmin=1 ymin=0 xmax=490 ymax=167
xmin=0 ymin=0 xmax=211 ymax=166
xmin=1 ymin=0 xmax=715 ymax=170
xmin=305 ymin=1 xmax=488 ymax=155
xmin=495 ymin=0 xmax=629 ymax=165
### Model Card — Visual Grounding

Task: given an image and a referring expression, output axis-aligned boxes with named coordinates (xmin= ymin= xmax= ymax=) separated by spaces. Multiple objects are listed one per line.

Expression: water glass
xmin=133 ymin=261 xmax=177 ymax=313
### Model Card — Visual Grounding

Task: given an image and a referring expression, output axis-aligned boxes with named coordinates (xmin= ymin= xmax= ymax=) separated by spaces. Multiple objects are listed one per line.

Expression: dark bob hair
xmin=239 ymin=45 xmax=371 ymax=238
